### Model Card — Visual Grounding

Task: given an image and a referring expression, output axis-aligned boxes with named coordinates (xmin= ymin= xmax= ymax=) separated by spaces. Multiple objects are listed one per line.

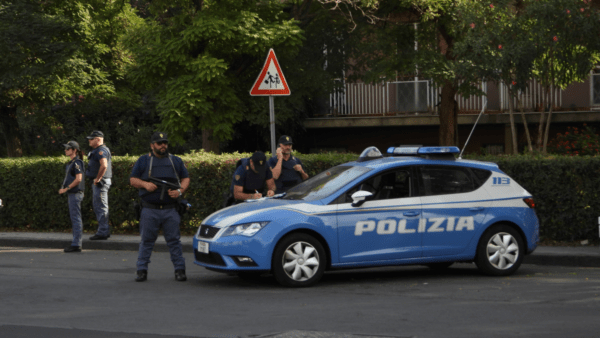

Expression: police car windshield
xmin=283 ymin=166 xmax=371 ymax=201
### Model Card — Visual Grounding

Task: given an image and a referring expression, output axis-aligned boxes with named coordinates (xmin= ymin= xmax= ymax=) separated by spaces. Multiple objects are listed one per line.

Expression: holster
xmin=176 ymin=199 xmax=190 ymax=217
xmin=133 ymin=200 xmax=142 ymax=221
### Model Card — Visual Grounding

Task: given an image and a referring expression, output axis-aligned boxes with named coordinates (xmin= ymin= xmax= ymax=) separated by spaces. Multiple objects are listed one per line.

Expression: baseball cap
xmin=151 ymin=132 xmax=168 ymax=143
xmin=278 ymin=135 xmax=293 ymax=145
xmin=63 ymin=140 xmax=80 ymax=150
xmin=251 ymin=151 xmax=267 ymax=174
xmin=86 ymin=130 xmax=104 ymax=139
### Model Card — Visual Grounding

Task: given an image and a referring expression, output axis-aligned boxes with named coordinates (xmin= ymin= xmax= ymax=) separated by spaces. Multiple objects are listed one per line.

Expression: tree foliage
xmin=0 ymin=0 xmax=142 ymax=157
xmin=123 ymin=0 xmax=304 ymax=150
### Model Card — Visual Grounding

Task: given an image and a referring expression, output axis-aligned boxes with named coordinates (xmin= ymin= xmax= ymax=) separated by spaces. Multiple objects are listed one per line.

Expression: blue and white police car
xmin=194 ymin=146 xmax=539 ymax=287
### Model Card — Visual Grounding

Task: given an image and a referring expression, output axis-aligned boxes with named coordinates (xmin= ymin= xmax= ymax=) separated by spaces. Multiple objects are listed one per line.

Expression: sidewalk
xmin=1 ymin=232 xmax=599 ymax=267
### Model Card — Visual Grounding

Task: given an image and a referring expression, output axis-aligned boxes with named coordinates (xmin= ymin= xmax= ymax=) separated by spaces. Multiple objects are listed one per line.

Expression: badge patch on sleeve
xmin=235 ymin=175 xmax=240 ymax=181
xmin=99 ymin=151 xmax=104 ymax=155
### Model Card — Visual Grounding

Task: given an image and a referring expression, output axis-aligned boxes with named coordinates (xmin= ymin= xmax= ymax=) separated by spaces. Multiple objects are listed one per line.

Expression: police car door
xmin=335 ymin=167 xmax=422 ymax=263
xmin=418 ymin=165 xmax=492 ymax=257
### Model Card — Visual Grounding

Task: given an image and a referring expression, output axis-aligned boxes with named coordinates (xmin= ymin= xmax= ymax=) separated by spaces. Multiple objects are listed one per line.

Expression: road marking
xmin=0 ymin=247 xmax=67 ymax=253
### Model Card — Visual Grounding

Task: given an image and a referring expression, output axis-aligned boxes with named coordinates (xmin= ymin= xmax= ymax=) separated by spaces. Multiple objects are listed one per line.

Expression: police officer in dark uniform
xmin=85 ymin=130 xmax=112 ymax=240
xmin=268 ymin=135 xmax=309 ymax=194
xmin=231 ymin=151 xmax=276 ymax=203
xmin=59 ymin=141 xmax=85 ymax=252
xmin=130 ymin=132 xmax=190 ymax=282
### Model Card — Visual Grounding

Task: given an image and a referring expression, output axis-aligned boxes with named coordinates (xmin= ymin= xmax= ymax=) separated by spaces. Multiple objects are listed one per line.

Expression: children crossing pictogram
xmin=250 ymin=49 xmax=290 ymax=96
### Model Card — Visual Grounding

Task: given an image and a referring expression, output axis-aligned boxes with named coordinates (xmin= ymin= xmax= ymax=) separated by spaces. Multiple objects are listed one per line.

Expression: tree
xmin=456 ymin=0 xmax=600 ymax=154
xmin=526 ymin=0 xmax=600 ymax=153
xmin=0 ymin=0 xmax=141 ymax=157
xmin=320 ymin=0 xmax=486 ymax=146
xmin=123 ymin=0 xmax=304 ymax=153
xmin=455 ymin=1 xmax=538 ymax=154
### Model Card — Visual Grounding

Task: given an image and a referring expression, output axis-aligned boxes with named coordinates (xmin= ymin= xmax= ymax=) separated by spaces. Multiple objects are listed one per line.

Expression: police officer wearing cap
xmin=59 ymin=141 xmax=85 ymax=252
xmin=130 ymin=132 xmax=190 ymax=282
xmin=268 ymin=135 xmax=309 ymax=194
xmin=231 ymin=151 xmax=276 ymax=203
xmin=85 ymin=130 xmax=113 ymax=240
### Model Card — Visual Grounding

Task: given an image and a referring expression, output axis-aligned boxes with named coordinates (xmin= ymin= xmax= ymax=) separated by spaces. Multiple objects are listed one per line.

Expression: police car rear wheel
xmin=475 ymin=225 xmax=524 ymax=276
xmin=273 ymin=234 xmax=325 ymax=287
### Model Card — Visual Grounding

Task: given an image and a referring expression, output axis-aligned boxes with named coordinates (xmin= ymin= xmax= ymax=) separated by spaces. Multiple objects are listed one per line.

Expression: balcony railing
xmin=327 ymin=79 xmax=570 ymax=116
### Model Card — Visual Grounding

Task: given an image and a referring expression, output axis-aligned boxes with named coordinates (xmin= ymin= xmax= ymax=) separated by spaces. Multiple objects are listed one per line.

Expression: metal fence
xmin=328 ymin=78 xmax=568 ymax=116
xmin=499 ymin=78 xmax=562 ymax=111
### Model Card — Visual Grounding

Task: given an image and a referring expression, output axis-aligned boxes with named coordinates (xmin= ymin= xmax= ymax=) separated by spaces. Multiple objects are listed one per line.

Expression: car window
xmin=471 ymin=168 xmax=492 ymax=188
xmin=282 ymin=165 xmax=371 ymax=201
xmin=419 ymin=165 xmax=476 ymax=196
xmin=334 ymin=168 xmax=414 ymax=204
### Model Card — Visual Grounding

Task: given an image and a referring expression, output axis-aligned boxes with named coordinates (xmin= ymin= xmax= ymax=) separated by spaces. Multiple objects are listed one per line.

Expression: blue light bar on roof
xmin=387 ymin=146 xmax=420 ymax=155
xmin=386 ymin=146 xmax=460 ymax=156
xmin=418 ymin=146 xmax=460 ymax=154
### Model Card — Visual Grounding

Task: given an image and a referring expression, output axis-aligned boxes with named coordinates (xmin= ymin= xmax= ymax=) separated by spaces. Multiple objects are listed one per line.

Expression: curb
xmin=1 ymin=233 xmax=599 ymax=268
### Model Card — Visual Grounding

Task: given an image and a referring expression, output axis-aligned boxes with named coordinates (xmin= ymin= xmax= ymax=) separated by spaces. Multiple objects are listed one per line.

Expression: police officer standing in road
xmin=268 ymin=135 xmax=309 ymax=194
xmin=85 ymin=131 xmax=112 ymax=240
xmin=59 ymin=141 xmax=85 ymax=252
xmin=130 ymin=132 xmax=190 ymax=282
xmin=231 ymin=151 xmax=276 ymax=203
xmin=85 ymin=131 xmax=113 ymax=240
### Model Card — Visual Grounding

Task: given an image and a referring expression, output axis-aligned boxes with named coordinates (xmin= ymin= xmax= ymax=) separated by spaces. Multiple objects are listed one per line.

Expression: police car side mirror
xmin=351 ymin=191 xmax=373 ymax=207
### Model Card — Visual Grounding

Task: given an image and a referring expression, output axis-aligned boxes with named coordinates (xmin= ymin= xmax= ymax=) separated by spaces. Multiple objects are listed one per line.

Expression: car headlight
xmin=221 ymin=222 xmax=270 ymax=237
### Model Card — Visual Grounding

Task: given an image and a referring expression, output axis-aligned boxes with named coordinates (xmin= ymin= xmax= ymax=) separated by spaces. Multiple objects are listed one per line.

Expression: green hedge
xmin=0 ymin=151 xmax=358 ymax=235
xmin=468 ymin=154 xmax=600 ymax=242
xmin=1 ymin=152 xmax=599 ymax=241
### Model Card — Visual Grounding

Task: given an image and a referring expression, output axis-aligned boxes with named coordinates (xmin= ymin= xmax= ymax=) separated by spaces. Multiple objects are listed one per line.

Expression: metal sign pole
xmin=269 ymin=96 xmax=276 ymax=155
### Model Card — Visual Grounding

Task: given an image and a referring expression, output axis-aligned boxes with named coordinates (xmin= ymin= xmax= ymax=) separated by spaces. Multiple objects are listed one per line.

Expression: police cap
xmin=86 ymin=130 xmax=104 ymax=139
xmin=278 ymin=135 xmax=293 ymax=145
xmin=151 ymin=132 xmax=168 ymax=144
xmin=63 ymin=140 xmax=80 ymax=150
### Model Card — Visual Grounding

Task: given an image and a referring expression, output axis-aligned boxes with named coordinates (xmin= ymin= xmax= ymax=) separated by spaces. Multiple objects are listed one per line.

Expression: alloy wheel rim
xmin=282 ymin=241 xmax=320 ymax=281
xmin=486 ymin=232 xmax=519 ymax=270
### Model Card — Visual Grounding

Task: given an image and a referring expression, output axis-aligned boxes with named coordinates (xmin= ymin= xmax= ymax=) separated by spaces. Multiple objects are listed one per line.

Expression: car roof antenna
xmin=459 ymin=91 xmax=488 ymax=160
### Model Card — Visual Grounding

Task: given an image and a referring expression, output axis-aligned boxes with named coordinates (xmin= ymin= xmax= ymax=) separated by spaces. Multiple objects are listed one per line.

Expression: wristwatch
xmin=177 ymin=189 xmax=182 ymax=197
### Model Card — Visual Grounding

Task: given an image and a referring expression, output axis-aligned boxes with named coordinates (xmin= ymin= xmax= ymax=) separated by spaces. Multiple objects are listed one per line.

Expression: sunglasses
xmin=155 ymin=141 xmax=168 ymax=145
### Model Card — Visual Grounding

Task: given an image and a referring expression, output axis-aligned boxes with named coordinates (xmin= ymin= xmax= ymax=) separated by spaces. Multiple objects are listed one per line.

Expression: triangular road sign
xmin=250 ymin=49 xmax=290 ymax=96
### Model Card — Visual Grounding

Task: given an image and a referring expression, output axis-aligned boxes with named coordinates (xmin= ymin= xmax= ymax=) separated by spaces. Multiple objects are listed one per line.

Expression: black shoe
xmin=64 ymin=246 xmax=81 ymax=253
xmin=135 ymin=270 xmax=147 ymax=282
xmin=89 ymin=234 xmax=109 ymax=240
xmin=175 ymin=269 xmax=187 ymax=282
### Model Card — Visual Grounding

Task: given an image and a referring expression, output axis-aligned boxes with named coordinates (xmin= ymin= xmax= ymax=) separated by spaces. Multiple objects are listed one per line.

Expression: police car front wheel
xmin=475 ymin=224 xmax=524 ymax=276
xmin=273 ymin=234 xmax=326 ymax=287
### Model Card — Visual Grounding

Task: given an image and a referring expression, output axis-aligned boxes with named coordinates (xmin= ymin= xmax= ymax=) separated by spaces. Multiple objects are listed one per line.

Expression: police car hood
xmin=203 ymin=199 xmax=318 ymax=228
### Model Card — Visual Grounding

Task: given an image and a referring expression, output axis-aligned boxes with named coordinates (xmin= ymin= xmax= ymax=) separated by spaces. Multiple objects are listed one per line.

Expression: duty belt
xmin=141 ymin=201 xmax=177 ymax=210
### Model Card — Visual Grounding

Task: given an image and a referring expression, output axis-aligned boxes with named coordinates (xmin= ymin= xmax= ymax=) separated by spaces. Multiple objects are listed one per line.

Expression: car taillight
xmin=523 ymin=198 xmax=535 ymax=208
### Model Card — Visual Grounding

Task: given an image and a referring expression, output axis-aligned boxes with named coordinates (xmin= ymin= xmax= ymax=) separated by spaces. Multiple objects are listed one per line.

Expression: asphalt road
xmin=1 ymin=247 xmax=599 ymax=338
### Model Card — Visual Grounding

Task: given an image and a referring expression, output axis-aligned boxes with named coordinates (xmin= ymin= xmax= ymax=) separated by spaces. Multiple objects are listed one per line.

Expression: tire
xmin=426 ymin=262 xmax=453 ymax=270
xmin=272 ymin=233 xmax=326 ymax=287
xmin=475 ymin=224 xmax=524 ymax=276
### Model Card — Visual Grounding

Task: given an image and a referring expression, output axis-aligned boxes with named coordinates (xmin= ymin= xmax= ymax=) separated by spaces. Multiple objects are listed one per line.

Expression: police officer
xmin=85 ymin=130 xmax=112 ymax=240
xmin=268 ymin=135 xmax=309 ymax=194
xmin=59 ymin=141 xmax=85 ymax=252
xmin=231 ymin=151 xmax=276 ymax=203
xmin=130 ymin=132 xmax=190 ymax=282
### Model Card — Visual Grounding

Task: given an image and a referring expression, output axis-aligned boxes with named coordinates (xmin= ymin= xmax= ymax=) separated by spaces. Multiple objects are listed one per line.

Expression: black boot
xmin=64 ymin=246 xmax=81 ymax=253
xmin=135 ymin=270 xmax=147 ymax=282
xmin=174 ymin=269 xmax=187 ymax=281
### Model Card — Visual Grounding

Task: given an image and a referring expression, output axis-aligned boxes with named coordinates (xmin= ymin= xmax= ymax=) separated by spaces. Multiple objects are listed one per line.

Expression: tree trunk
xmin=202 ymin=128 xmax=220 ymax=154
xmin=439 ymin=81 xmax=457 ymax=146
xmin=507 ymin=88 xmax=518 ymax=154
xmin=517 ymin=97 xmax=533 ymax=153
xmin=0 ymin=106 xmax=23 ymax=157
xmin=536 ymin=87 xmax=548 ymax=151
xmin=543 ymin=84 xmax=554 ymax=154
